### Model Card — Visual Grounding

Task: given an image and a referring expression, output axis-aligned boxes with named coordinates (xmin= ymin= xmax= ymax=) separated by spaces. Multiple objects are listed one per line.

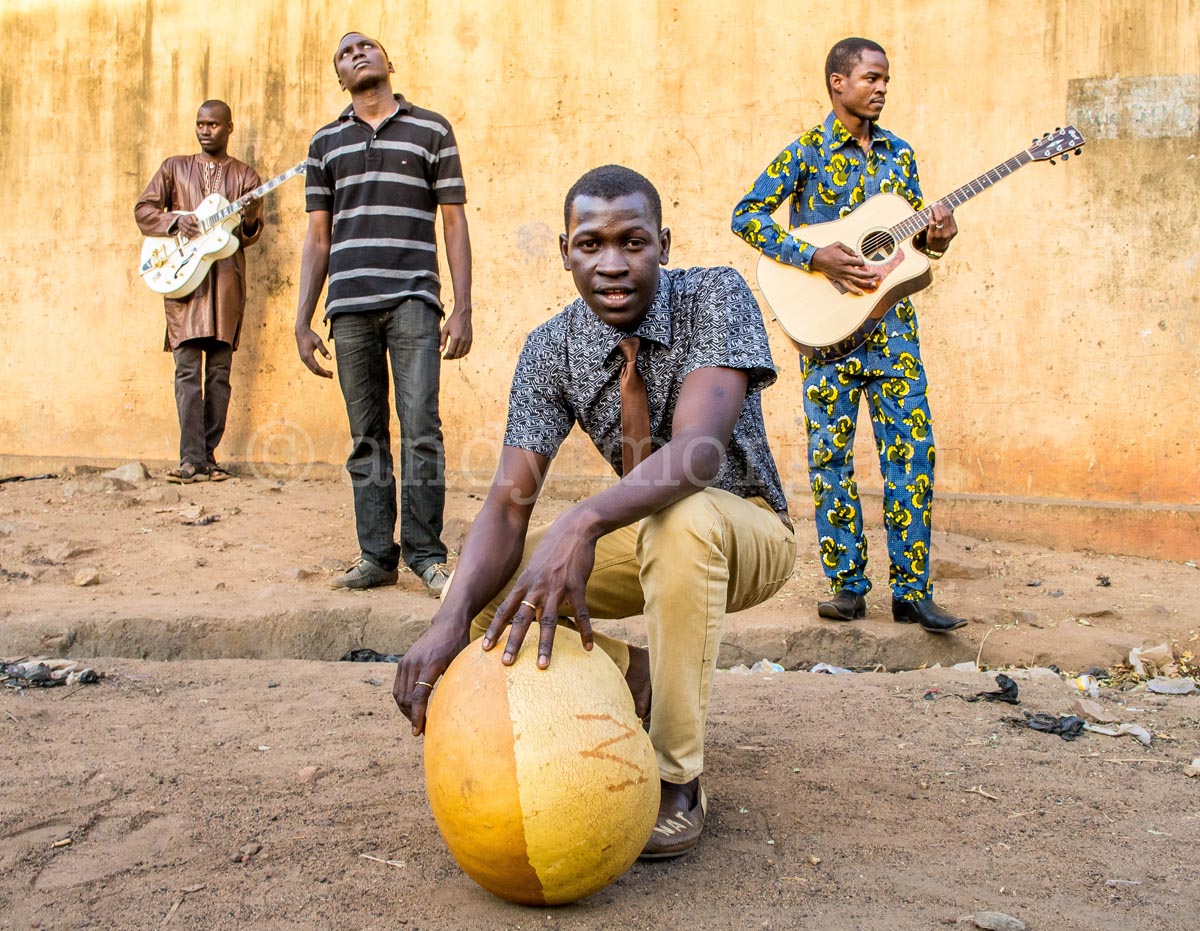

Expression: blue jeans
xmin=331 ymin=301 xmax=446 ymax=576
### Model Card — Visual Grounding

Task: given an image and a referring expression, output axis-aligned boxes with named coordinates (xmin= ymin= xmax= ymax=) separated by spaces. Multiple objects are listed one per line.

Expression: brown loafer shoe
xmin=640 ymin=783 xmax=707 ymax=860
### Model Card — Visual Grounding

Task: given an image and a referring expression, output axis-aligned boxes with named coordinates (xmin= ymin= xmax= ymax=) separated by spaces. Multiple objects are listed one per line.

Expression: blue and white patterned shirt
xmin=732 ymin=112 xmax=928 ymax=368
xmin=503 ymin=266 xmax=788 ymax=512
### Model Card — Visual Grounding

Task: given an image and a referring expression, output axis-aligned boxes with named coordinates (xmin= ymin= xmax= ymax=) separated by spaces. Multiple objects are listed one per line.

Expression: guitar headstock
xmin=1029 ymin=126 xmax=1086 ymax=163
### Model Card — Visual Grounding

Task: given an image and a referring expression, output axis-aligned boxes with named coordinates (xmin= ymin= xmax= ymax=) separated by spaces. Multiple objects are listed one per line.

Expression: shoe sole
xmin=818 ymin=603 xmax=866 ymax=621
xmin=329 ymin=576 xmax=399 ymax=591
xmin=919 ymin=619 xmax=968 ymax=634
xmin=893 ymin=612 xmax=968 ymax=632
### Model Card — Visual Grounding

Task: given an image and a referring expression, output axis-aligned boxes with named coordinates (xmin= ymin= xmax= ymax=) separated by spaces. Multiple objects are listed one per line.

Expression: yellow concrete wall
xmin=1 ymin=0 xmax=1197 ymax=554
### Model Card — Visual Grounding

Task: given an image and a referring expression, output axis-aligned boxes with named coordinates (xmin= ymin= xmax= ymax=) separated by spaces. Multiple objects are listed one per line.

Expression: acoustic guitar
xmin=755 ymin=126 xmax=1085 ymax=360
xmin=138 ymin=160 xmax=306 ymax=298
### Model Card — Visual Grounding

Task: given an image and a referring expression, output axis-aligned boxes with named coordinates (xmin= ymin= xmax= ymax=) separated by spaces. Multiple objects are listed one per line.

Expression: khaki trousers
xmin=466 ymin=488 xmax=796 ymax=784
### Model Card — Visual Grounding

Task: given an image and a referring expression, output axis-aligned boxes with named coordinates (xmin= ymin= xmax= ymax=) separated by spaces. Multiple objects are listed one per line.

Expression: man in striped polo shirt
xmin=295 ymin=31 xmax=473 ymax=596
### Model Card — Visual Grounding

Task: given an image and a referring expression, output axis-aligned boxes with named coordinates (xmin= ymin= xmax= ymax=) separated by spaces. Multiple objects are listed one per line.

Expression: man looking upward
xmin=294 ymin=32 xmax=474 ymax=596
xmin=732 ymin=37 xmax=967 ymax=633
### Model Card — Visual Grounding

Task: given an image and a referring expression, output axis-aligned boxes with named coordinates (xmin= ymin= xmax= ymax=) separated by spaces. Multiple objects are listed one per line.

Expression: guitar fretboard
xmin=890 ymin=151 xmax=1033 ymax=241
xmin=202 ymin=160 xmax=307 ymax=231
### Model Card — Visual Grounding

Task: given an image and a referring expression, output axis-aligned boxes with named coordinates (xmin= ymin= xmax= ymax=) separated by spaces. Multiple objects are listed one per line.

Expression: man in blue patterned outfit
xmin=731 ymin=37 xmax=967 ymax=633
xmin=395 ymin=166 xmax=796 ymax=859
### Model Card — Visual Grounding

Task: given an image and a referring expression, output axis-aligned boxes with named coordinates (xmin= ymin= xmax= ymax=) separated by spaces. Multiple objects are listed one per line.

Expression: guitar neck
xmin=204 ymin=160 xmax=307 ymax=228
xmin=891 ymin=149 xmax=1035 ymax=241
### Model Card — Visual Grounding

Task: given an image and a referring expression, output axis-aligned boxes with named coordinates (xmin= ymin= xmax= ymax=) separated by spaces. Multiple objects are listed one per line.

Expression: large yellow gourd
xmin=423 ymin=632 xmax=660 ymax=906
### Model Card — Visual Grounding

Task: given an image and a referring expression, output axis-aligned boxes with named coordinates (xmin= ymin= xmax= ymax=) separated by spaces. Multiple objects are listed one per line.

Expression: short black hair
xmin=335 ymin=32 xmax=390 ymax=66
xmin=563 ymin=165 xmax=662 ymax=231
xmin=824 ymin=37 xmax=886 ymax=93
xmin=198 ymin=99 xmax=232 ymax=123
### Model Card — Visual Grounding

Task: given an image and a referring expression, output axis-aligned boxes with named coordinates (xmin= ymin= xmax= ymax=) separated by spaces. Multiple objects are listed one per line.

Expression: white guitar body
xmin=139 ymin=193 xmax=242 ymax=299
xmin=755 ymin=193 xmax=931 ymax=359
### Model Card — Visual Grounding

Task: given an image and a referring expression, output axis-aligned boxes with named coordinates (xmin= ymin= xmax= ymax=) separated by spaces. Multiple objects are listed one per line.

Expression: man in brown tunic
xmin=135 ymin=100 xmax=263 ymax=483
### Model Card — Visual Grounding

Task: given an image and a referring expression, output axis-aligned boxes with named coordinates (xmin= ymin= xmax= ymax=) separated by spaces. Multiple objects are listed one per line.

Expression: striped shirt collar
xmin=338 ymin=93 xmax=413 ymax=126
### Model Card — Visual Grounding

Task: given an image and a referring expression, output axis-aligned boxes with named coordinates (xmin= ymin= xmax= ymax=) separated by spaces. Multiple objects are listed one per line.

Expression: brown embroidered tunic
xmin=134 ymin=154 xmax=263 ymax=350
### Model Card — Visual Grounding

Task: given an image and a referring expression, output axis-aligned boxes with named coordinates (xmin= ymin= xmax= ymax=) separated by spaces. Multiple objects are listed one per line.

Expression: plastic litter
xmin=1128 ymin=643 xmax=1175 ymax=678
xmin=750 ymin=659 xmax=785 ymax=673
xmin=965 ymin=674 xmax=1020 ymax=705
xmin=1184 ymin=759 xmax=1200 ymax=778
xmin=1018 ymin=711 xmax=1086 ymax=740
xmin=1146 ymin=676 xmax=1196 ymax=695
xmin=809 ymin=662 xmax=853 ymax=675
xmin=1072 ymin=674 xmax=1099 ymax=699
xmin=1 ymin=660 xmax=101 ymax=688
xmin=339 ymin=648 xmax=403 ymax=663
xmin=1082 ymin=722 xmax=1152 ymax=746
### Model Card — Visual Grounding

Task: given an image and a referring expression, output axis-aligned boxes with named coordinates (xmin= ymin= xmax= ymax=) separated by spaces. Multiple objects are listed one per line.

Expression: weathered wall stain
xmin=1 ymin=0 xmax=1197 ymax=554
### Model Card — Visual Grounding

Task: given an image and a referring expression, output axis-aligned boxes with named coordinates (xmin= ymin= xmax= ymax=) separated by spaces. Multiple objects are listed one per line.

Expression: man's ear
xmin=658 ymin=227 xmax=671 ymax=266
xmin=388 ymin=59 xmax=396 ymax=74
xmin=559 ymin=233 xmax=571 ymax=270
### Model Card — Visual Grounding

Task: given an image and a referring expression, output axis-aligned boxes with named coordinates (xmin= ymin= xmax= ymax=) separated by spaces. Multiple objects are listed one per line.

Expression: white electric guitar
xmin=755 ymin=126 xmax=1085 ymax=360
xmin=138 ymin=160 xmax=306 ymax=298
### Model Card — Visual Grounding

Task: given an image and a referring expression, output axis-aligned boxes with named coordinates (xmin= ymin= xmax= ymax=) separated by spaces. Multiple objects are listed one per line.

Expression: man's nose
xmin=597 ymin=246 xmax=628 ymax=274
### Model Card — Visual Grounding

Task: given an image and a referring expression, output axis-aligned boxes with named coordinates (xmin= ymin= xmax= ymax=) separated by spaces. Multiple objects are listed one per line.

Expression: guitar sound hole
xmin=859 ymin=229 xmax=896 ymax=264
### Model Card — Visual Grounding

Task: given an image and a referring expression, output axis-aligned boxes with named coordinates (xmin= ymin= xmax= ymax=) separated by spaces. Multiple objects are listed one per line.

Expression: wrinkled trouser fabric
xmin=464 ymin=489 xmax=796 ymax=784
xmin=802 ymin=323 xmax=936 ymax=601
xmin=173 ymin=336 xmax=233 ymax=470
xmin=332 ymin=301 xmax=447 ymax=577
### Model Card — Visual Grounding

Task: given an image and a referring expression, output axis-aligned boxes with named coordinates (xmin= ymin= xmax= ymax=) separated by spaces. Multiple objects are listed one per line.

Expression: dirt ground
xmin=1 ymin=467 xmax=1199 ymax=930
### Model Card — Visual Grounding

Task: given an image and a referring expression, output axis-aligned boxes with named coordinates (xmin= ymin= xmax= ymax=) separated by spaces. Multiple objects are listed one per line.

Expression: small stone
xmin=297 ymin=766 xmax=320 ymax=783
xmin=74 ymin=568 xmax=100 ymax=587
xmin=180 ymin=505 xmax=204 ymax=521
xmin=286 ymin=567 xmax=316 ymax=581
xmin=807 ymin=854 xmax=821 ymax=865
xmin=1184 ymin=758 xmax=1200 ymax=778
xmin=972 ymin=912 xmax=1026 ymax=931
xmin=102 ymin=462 xmax=150 ymax=484
xmin=137 ymin=485 xmax=181 ymax=505
xmin=952 ymin=662 xmax=978 ymax=673
xmin=45 ymin=541 xmax=93 ymax=563
xmin=932 ymin=553 xmax=989 ymax=580
xmin=1072 ymin=698 xmax=1121 ymax=723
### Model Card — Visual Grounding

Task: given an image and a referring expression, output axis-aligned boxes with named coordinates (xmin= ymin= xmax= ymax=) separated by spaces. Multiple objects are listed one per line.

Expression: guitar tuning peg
xmin=1062 ymin=153 xmax=1069 ymax=161
xmin=1049 ymin=158 xmax=1056 ymax=165
xmin=1075 ymin=148 xmax=1082 ymax=155
xmin=1056 ymin=126 xmax=1062 ymax=131
xmin=1033 ymin=138 xmax=1038 ymax=144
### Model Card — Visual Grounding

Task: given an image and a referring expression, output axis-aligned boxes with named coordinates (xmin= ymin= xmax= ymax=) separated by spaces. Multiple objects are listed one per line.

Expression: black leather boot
xmin=892 ymin=598 xmax=967 ymax=633
xmin=818 ymin=590 xmax=866 ymax=621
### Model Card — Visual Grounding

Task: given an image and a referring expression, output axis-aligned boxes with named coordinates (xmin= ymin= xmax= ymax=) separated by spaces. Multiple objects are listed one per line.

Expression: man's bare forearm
xmin=295 ymin=244 xmax=330 ymax=329
xmin=442 ymin=204 xmax=473 ymax=314
xmin=433 ymin=499 xmax=532 ymax=633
